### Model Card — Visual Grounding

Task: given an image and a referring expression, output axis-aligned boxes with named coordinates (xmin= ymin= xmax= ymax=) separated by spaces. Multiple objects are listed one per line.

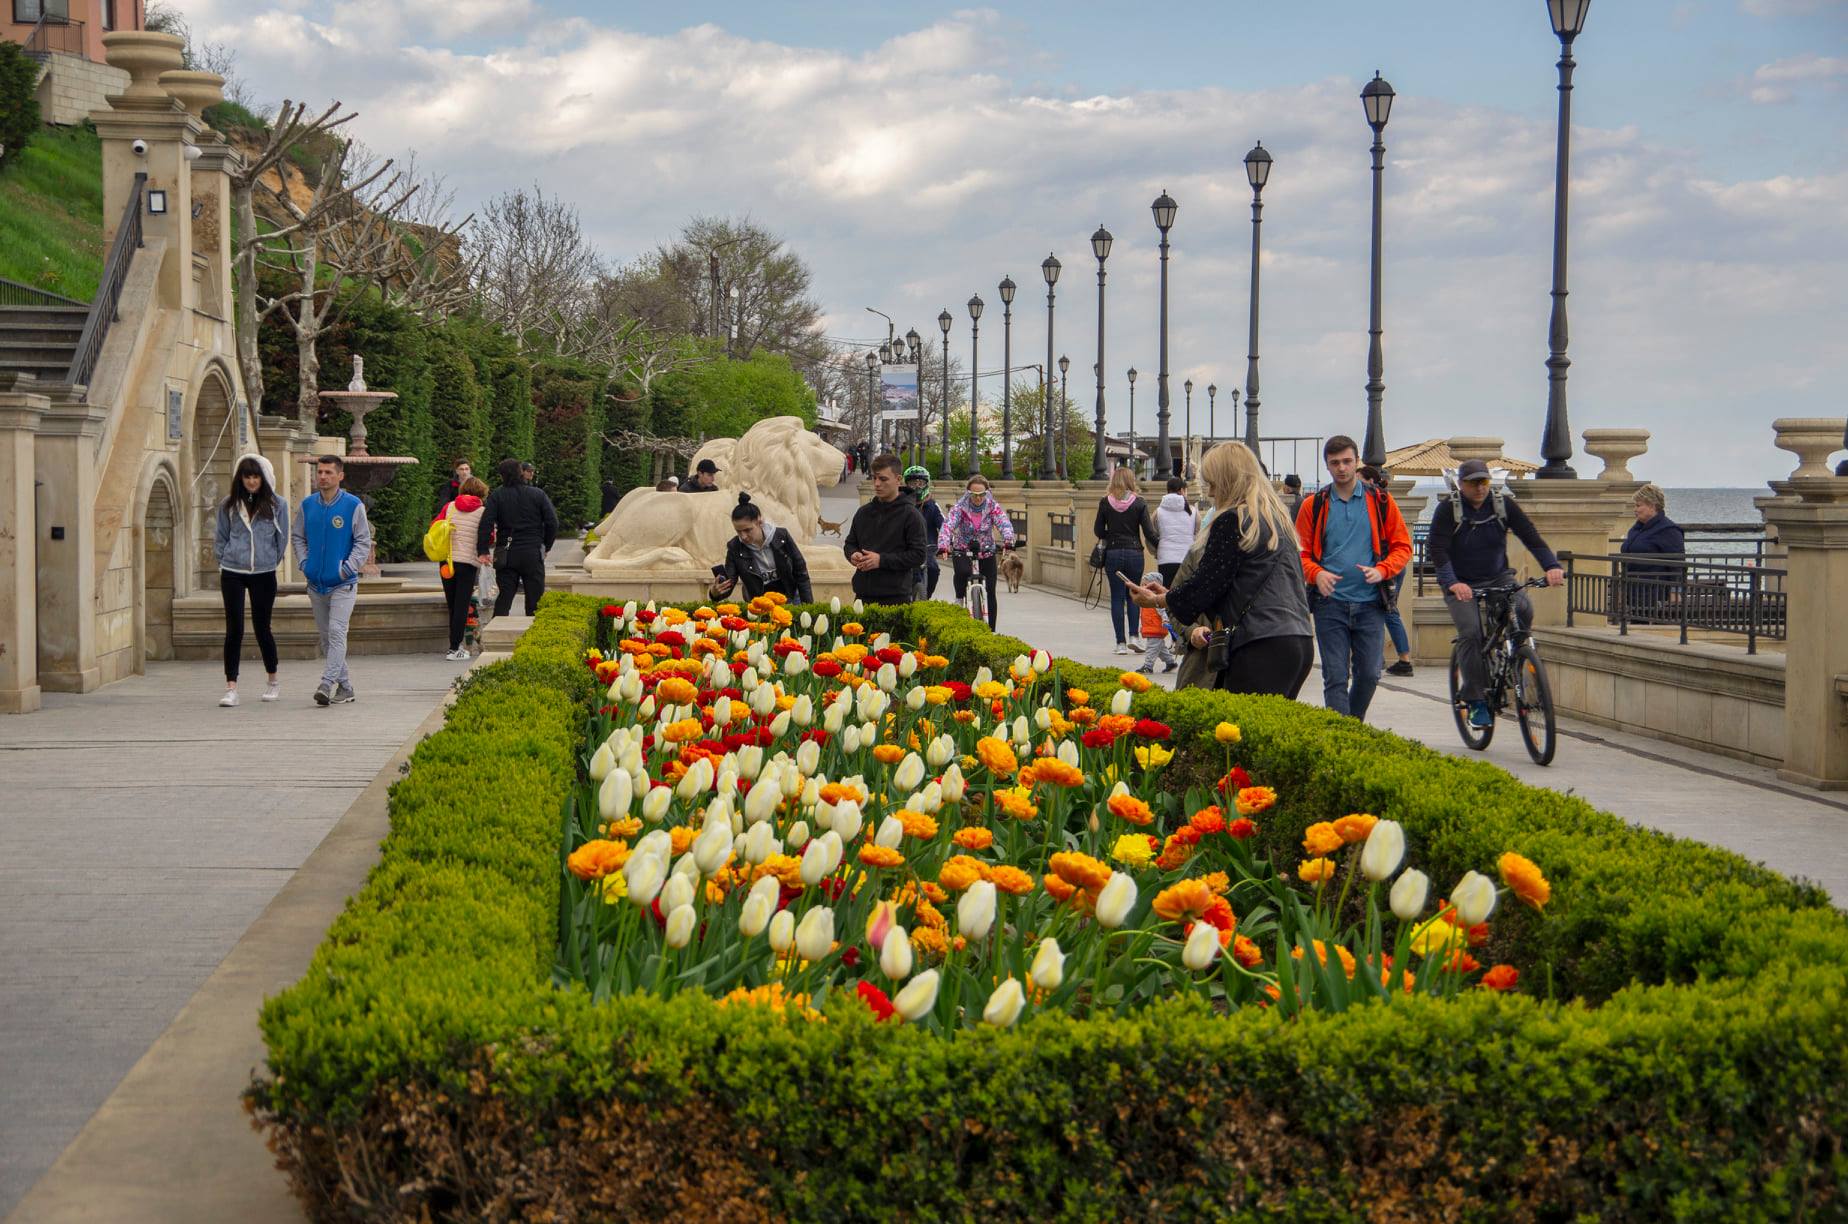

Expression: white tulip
xmin=744 ymin=822 xmax=778 ymax=864
xmin=941 ymin=763 xmax=967 ymax=804
xmin=737 ymin=744 xmax=765 ymax=781
xmin=745 ymin=777 xmax=782 ymax=826
xmin=918 ymin=780 xmax=943 ymax=813
xmin=893 ymin=752 xmax=927 ymax=794
xmin=618 ymin=673 xmax=644 ymax=704
xmin=1360 ymin=819 xmax=1407 ymax=882
xmin=784 ymin=651 xmax=808 ymax=677
xmin=768 ymin=909 xmax=795 ymax=953
xmin=841 ymin=725 xmax=862 ymax=755
xmin=671 ymin=851 xmax=703 ymax=886
xmin=892 ymin=969 xmax=940 ymax=1021
xmin=739 ymin=893 xmax=774 ymax=938
xmin=638 ymin=695 xmax=656 ymax=720
xmin=1110 ymin=688 xmax=1133 ymax=716
xmin=768 ymin=710 xmax=792 ymax=738
xmin=795 ymin=738 xmax=821 ymax=777
xmin=693 ymin=819 xmax=732 ymax=874
xmin=748 ymin=874 xmax=782 ymax=911
xmin=749 ymin=684 xmax=777 ymax=716
xmin=983 ymin=978 xmax=1027 ymax=1027
xmin=1450 ymin=871 xmax=1499 ymax=925
xmin=659 ymin=874 xmax=695 ymax=914
xmin=862 ymin=691 xmax=889 ymax=720
xmin=623 ymin=600 xmax=638 ymax=619
xmin=1095 ymin=872 xmax=1137 ymax=928
xmin=853 ymin=598 xmax=865 ymax=613
xmin=792 ymin=694 xmax=814 ymax=726
xmin=829 ymin=597 xmax=842 ymax=614
xmin=875 ymin=815 xmax=906 ymax=849
xmin=1011 ymin=715 xmax=1030 ymax=746
xmin=676 ymin=756 xmax=714 ymax=801
xmin=819 ymin=830 xmax=844 ymax=873
xmin=597 ymin=769 xmax=632 ymax=822
xmin=641 ymin=785 xmax=672 ymax=824
xmin=876 ymin=662 xmax=898 ymax=692
xmin=800 ymin=839 xmax=832 ymax=885
xmin=799 ymin=778 xmax=820 ymax=807
xmin=1029 ymin=938 xmax=1065 ymax=991
xmin=824 ymin=703 xmax=847 ymax=734
xmin=898 ymin=652 xmax=918 ymax=678
xmin=973 ymin=666 xmax=993 ymax=687
xmin=1390 ymin=869 xmax=1430 ymax=922
xmin=880 ymin=926 xmax=914 ymax=980
xmin=664 ymin=903 xmax=697 ymax=949
xmin=786 ymin=819 xmax=811 ymax=850
xmin=1034 ymin=707 xmax=1053 ymax=732
xmin=926 ymin=734 xmax=955 ymax=768
xmin=1032 ymin=649 xmax=1052 ymax=673
xmin=904 ymin=686 xmax=928 ymax=711
xmin=625 ymin=854 xmax=667 ymax=908
xmin=712 ymin=695 xmax=733 ymax=727
xmin=958 ymin=880 xmax=997 ymax=941
xmin=1182 ymin=920 xmax=1222 ymax=971
xmin=589 ymin=743 xmax=616 ymax=782
xmin=1057 ymin=738 xmax=1080 ymax=768
xmin=832 ymin=799 xmax=864 ymax=843
xmin=794 ymin=907 xmax=835 ymax=961
xmin=801 ymin=611 xmax=813 ymax=629
xmin=740 ymin=665 xmax=761 ymax=690
xmin=635 ymin=829 xmax=671 ymax=861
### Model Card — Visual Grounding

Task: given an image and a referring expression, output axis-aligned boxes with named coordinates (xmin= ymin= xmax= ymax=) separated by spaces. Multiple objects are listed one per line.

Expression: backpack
xmin=1437 ymin=468 xmax=1512 ymax=537
xmin=421 ymin=515 xmax=452 ymax=562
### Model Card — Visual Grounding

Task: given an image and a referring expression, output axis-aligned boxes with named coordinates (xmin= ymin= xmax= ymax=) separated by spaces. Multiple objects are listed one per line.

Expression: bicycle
xmin=1447 ymin=577 xmax=1557 ymax=766
xmin=949 ymin=549 xmax=998 ymax=625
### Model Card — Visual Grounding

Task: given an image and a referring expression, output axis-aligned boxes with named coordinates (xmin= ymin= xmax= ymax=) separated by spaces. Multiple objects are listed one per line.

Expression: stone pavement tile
xmin=0 ymin=654 xmax=469 ymax=1217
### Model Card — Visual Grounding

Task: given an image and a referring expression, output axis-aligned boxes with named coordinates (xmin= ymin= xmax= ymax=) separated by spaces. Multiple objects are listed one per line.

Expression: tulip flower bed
xmin=249 ymin=592 xmax=1848 ymax=1222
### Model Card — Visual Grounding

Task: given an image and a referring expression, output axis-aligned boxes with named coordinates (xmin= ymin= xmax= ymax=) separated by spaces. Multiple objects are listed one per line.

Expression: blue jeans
xmin=1103 ymin=548 xmax=1144 ymax=644
xmin=1314 ymin=597 xmax=1387 ymax=721
xmin=1384 ymin=570 xmax=1410 ymax=656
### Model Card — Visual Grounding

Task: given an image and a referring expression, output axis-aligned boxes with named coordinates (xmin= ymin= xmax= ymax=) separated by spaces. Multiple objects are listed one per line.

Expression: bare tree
xmin=468 ymin=185 xmax=610 ymax=356
xmin=628 ymin=216 xmax=831 ymax=371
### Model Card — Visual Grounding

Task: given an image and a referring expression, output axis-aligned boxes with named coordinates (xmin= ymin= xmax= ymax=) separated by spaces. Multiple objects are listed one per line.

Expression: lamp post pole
xmin=1242 ymin=143 xmax=1271 ymax=458
xmin=1152 ymin=191 xmax=1178 ymax=478
xmin=1041 ymin=254 xmax=1060 ymax=478
xmin=1207 ymin=383 xmax=1217 ymax=452
xmin=864 ymin=352 xmax=879 ymax=455
xmin=1127 ymin=367 xmax=1138 ymax=477
xmin=967 ymin=294 xmax=984 ymax=477
xmin=905 ymin=327 xmax=923 ymax=468
xmin=1538 ymin=0 xmax=1590 ymax=479
xmin=999 ymin=276 xmax=1016 ymax=478
xmin=1057 ymin=354 xmax=1070 ymax=479
xmin=1090 ymin=225 xmax=1113 ymax=479
xmin=1183 ymin=378 xmax=1193 ymax=476
xmin=938 ymin=309 xmax=953 ymax=477
xmin=1361 ymin=72 xmax=1395 ymax=469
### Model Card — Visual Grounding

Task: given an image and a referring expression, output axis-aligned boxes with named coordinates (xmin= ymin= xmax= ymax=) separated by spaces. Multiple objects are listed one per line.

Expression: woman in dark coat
xmin=1620 ymin=483 xmax=1684 ymax=620
xmin=709 ymin=495 xmax=813 ymax=604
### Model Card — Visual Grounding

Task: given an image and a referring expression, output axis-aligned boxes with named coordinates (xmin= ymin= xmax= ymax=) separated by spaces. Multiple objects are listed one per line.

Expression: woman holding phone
xmin=1121 ymin=442 xmax=1312 ymax=697
xmin=709 ymin=494 xmax=813 ymax=603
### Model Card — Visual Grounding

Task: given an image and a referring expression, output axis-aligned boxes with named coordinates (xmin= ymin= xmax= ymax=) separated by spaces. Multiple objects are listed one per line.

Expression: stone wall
xmin=34 ymin=53 xmax=129 ymax=126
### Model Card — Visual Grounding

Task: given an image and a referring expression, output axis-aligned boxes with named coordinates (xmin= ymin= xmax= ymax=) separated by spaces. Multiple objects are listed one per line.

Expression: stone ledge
xmin=171 ymin=590 xmax=450 ymax=660
xmin=1535 ymin=625 xmax=1785 ymax=703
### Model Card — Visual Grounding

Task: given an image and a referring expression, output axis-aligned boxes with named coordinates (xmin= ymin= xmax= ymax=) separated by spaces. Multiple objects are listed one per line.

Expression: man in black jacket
xmin=476 ymin=458 xmax=560 ymax=617
xmin=844 ymin=453 xmax=928 ymax=604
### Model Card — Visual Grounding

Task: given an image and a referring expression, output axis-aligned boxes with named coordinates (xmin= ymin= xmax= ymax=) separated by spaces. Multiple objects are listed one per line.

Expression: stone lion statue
xmin=585 ymin=416 xmax=845 ymax=571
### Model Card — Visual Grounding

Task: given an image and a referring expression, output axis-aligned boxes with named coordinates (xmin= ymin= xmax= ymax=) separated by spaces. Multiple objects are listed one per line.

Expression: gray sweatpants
xmin=309 ymin=585 xmax=357 ymax=687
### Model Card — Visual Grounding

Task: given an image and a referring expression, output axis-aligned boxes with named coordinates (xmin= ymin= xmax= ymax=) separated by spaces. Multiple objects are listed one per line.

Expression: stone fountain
xmin=313 ymin=355 xmax=418 ymax=578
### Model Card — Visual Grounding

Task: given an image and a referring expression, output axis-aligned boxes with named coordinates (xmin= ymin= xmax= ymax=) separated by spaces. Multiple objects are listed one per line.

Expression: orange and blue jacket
xmin=1294 ymin=484 xmax=1414 ymax=589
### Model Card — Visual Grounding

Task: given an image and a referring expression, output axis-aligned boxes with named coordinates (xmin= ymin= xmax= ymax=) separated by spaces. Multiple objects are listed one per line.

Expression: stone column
xmin=1020 ymin=483 xmax=1072 ymax=586
xmin=93 ymin=34 xmax=196 ymax=314
xmin=1385 ymin=475 xmax=1429 ymax=666
xmin=0 ymin=378 xmax=47 ymax=713
xmin=1761 ymin=477 xmax=1848 ymax=789
xmin=1510 ymin=478 xmax=1628 ymax=629
xmin=1069 ymin=480 xmax=1109 ymax=597
xmin=1582 ymin=428 xmax=1650 ymax=542
xmin=34 ymin=393 xmax=112 ymax=692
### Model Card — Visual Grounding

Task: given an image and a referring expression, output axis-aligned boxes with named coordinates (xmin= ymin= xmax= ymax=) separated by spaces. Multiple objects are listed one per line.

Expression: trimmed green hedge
xmin=249 ymin=597 xmax=1848 ymax=1221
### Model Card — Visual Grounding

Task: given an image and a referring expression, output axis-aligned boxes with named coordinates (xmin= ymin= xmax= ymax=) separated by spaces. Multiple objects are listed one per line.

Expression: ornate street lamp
xmin=1207 ymin=382 xmax=1217 ymax=450
xmin=1361 ymin=71 xmax=1395 ymax=468
xmin=864 ymin=350 xmax=880 ymax=455
xmin=1041 ymin=253 xmax=1060 ymax=477
xmin=1539 ymin=0 xmax=1591 ymax=478
xmin=1183 ymin=378 xmax=1194 ymax=474
xmin=1057 ymin=354 xmax=1071 ymax=478
xmin=967 ymin=294 xmax=984 ymax=476
xmin=1152 ymin=190 xmax=1178 ymax=478
xmin=937 ymin=308 xmax=953 ymax=476
xmin=905 ymin=326 xmax=923 ymax=466
xmin=1242 ymin=142 xmax=1271 ymax=457
xmin=1090 ymin=224 xmax=1113 ymax=478
xmin=998 ymin=275 xmax=1017 ymax=478
xmin=1126 ymin=366 xmax=1138 ymax=476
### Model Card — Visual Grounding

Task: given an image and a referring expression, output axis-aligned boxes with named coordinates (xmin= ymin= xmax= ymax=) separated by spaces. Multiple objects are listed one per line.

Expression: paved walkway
xmin=0 ymin=653 xmax=469 ymax=1217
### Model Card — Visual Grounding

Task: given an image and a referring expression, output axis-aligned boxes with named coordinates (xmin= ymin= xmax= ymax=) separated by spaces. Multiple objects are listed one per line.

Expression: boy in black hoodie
xmin=844 ymin=453 xmax=928 ymax=604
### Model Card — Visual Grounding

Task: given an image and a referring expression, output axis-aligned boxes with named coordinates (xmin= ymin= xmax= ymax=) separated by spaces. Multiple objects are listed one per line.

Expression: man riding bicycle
xmin=1428 ymin=458 xmax=1564 ymax=729
xmin=935 ymin=473 xmax=1015 ymax=629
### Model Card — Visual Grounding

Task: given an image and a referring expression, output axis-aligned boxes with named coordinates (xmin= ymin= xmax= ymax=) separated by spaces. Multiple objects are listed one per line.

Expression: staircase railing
xmin=24 ymin=15 xmax=86 ymax=59
xmin=0 ymin=277 xmax=87 ymax=308
xmin=66 ymin=171 xmax=144 ymax=389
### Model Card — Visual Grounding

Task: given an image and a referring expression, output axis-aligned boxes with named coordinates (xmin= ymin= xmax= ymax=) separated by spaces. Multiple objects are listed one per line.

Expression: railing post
xmin=1564 ymin=553 xmax=1575 ymax=628
xmin=1677 ymin=557 xmax=1689 ymax=645
xmin=1748 ymin=566 xmax=1761 ymax=656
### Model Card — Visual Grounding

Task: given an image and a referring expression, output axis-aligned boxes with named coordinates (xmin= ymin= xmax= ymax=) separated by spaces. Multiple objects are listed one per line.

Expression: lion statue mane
xmin=584 ymin=416 xmax=845 ymax=572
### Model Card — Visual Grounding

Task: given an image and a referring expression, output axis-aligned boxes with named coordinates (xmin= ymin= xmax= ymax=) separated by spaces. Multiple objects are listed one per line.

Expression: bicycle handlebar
xmin=1468 ymin=577 xmax=1549 ymax=597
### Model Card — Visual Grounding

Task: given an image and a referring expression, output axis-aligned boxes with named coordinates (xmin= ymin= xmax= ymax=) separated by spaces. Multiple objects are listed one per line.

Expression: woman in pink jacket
xmin=437 ymin=476 xmax=489 ymax=660
xmin=935 ymin=474 xmax=1016 ymax=628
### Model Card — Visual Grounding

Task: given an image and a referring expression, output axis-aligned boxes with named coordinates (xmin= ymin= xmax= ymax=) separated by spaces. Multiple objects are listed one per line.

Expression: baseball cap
xmin=696 ymin=458 xmax=720 ymax=474
xmin=1456 ymin=459 xmax=1492 ymax=482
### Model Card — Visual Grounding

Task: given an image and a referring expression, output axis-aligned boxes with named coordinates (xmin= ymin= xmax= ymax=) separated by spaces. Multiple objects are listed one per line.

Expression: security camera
xmin=131 ymin=139 xmax=149 ymax=156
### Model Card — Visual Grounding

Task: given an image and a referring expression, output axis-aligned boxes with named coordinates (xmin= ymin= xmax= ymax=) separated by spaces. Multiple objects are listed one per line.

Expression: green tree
xmin=0 ymin=43 xmax=40 ymax=173
xmin=427 ymin=334 xmax=487 ymax=501
xmin=530 ymin=359 xmax=602 ymax=527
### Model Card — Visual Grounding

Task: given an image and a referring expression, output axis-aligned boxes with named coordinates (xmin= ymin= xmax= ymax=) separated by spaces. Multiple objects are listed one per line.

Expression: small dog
xmin=999 ymin=549 xmax=1026 ymax=594
xmin=816 ymin=517 xmax=843 ymax=537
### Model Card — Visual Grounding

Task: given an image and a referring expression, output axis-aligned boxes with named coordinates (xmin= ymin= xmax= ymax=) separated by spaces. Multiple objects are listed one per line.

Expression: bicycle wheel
xmin=1449 ymin=642 xmax=1494 ymax=751
xmin=1513 ymin=644 xmax=1557 ymax=766
xmin=968 ymin=581 xmax=988 ymax=624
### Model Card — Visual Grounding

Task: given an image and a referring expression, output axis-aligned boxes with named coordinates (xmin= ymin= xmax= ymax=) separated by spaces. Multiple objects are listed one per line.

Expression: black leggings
xmin=494 ymin=547 xmax=546 ymax=617
xmin=220 ymin=569 xmax=278 ymax=682
xmin=441 ymin=562 xmax=479 ymax=650
xmin=952 ymin=553 xmax=999 ymax=629
xmin=1218 ymin=635 xmax=1314 ymax=699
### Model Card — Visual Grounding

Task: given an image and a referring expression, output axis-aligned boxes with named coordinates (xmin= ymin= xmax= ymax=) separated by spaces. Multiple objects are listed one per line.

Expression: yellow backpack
xmin=421 ymin=515 xmax=452 ymax=562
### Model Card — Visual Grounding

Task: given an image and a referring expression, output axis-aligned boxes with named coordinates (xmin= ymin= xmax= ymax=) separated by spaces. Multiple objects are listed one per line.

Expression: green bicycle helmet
xmin=903 ymin=465 xmax=932 ymax=487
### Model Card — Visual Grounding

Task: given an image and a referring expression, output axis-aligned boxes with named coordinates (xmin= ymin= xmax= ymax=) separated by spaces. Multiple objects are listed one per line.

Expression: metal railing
xmin=66 ymin=172 xmax=144 ymax=389
xmin=24 ymin=15 xmax=86 ymax=58
xmin=1008 ymin=510 xmax=1027 ymax=545
xmin=0 ymin=277 xmax=86 ymax=308
xmin=1604 ymin=522 xmax=1782 ymax=568
xmin=1048 ymin=512 xmax=1075 ymax=549
xmin=1562 ymin=551 xmax=1787 ymax=654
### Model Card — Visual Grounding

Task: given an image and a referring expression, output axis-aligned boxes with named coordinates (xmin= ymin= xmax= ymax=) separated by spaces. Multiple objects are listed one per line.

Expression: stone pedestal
xmin=1507 ymin=478 xmax=1626 ymax=629
xmin=1583 ymin=428 xmax=1651 ymax=544
xmin=0 ymin=381 xmax=47 ymax=712
xmin=1761 ymin=478 xmax=1848 ymax=789
xmin=1772 ymin=419 xmax=1846 ymax=481
xmin=1448 ymin=436 xmax=1504 ymax=465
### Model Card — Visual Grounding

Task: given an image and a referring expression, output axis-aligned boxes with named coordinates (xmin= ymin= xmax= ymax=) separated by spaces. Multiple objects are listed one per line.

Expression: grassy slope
xmin=0 ymin=123 xmax=104 ymax=301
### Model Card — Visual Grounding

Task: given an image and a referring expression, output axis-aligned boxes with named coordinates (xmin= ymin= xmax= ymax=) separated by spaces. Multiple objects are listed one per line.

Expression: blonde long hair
xmin=1199 ymin=443 xmax=1298 ymax=553
xmin=1107 ymin=466 xmax=1139 ymax=498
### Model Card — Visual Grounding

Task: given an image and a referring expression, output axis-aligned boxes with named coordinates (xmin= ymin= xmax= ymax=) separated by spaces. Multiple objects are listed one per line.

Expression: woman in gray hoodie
xmin=213 ymin=453 xmax=289 ymax=707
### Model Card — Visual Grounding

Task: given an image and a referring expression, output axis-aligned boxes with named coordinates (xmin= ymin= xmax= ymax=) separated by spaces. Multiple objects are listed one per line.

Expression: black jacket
xmin=844 ymin=495 xmax=928 ymax=603
xmin=720 ymin=526 xmax=813 ymax=604
xmin=1429 ymin=495 xmax=1558 ymax=589
xmin=477 ymin=483 xmax=559 ymax=556
xmin=1164 ymin=511 xmax=1313 ymax=651
xmin=1094 ymin=497 xmax=1159 ymax=553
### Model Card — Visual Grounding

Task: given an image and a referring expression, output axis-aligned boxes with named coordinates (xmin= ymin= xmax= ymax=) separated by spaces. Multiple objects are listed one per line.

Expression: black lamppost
xmin=1242 ymin=143 xmax=1271 ymax=458
xmin=864 ymin=350 xmax=879 ymax=455
xmin=1539 ymin=0 xmax=1591 ymax=479
xmin=905 ymin=326 xmax=923 ymax=466
xmin=998 ymin=275 xmax=1016 ymax=478
xmin=1126 ymin=366 xmax=1138 ymax=476
xmin=1183 ymin=378 xmax=1193 ymax=475
xmin=1090 ymin=225 xmax=1113 ymax=478
xmin=1207 ymin=383 xmax=1217 ymax=449
xmin=1361 ymin=72 xmax=1394 ymax=468
xmin=967 ymin=294 xmax=984 ymax=476
xmin=1152 ymin=190 xmax=1178 ymax=478
xmin=1057 ymin=354 xmax=1071 ymax=478
xmin=1041 ymin=253 xmax=1060 ymax=477
xmin=937 ymin=308 xmax=953 ymax=477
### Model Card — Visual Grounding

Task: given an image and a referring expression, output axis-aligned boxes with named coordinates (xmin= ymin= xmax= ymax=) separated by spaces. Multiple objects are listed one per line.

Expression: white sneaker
xmin=446 ymin=648 xmax=470 ymax=661
xmin=1125 ymin=640 xmax=1144 ymax=653
xmin=1113 ymin=643 xmax=1130 ymax=655
xmin=261 ymin=682 xmax=281 ymax=702
xmin=218 ymin=689 xmax=238 ymax=707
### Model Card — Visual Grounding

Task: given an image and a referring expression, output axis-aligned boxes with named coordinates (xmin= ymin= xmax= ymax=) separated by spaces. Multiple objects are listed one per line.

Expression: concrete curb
xmin=7 ymin=686 xmax=464 ymax=1222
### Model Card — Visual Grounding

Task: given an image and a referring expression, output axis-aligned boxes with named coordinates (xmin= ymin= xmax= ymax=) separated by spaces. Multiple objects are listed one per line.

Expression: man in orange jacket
xmin=1295 ymin=435 xmax=1413 ymax=721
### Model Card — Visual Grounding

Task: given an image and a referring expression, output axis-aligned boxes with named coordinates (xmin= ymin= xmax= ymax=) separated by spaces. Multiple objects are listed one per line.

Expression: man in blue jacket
xmin=291 ymin=454 xmax=372 ymax=706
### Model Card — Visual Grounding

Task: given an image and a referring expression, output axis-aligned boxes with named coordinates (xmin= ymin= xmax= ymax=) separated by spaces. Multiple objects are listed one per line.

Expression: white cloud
xmin=196 ymin=7 xmax=1844 ymax=485
xmin=1741 ymin=0 xmax=1847 ymax=15
xmin=1745 ymin=53 xmax=1848 ymax=102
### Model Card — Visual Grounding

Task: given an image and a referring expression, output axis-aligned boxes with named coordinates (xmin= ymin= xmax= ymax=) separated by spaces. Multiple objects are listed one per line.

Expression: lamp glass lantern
xmin=998 ymin=275 xmax=1016 ymax=305
xmin=1549 ymin=0 xmax=1590 ymax=37
xmin=864 ymin=351 xmax=878 ymax=371
xmin=967 ymin=294 xmax=984 ymax=321
xmin=1151 ymin=191 xmax=1178 ymax=232
xmin=1058 ymin=355 xmax=1070 ymax=376
xmin=1041 ymin=253 xmax=1061 ymax=285
xmin=1361 ymin=71 xmax=1395 ymax=130
xmin=938 ymin=309 xmax=952 ymax=336
xmin=1091 ymin=225 xmax=1113 ymax=261
xmin=1127 ymin=367 xmax=1137 ymax=385
xmin=905 ymin=327 xmax=921 ymax=360
xmin=1243 ymin=142 xmax=1272 ymax=189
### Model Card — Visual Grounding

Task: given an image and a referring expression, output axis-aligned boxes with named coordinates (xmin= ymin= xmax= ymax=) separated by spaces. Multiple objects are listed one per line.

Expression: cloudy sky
xmin=190 ymin=0 xmax=1846 ymax=485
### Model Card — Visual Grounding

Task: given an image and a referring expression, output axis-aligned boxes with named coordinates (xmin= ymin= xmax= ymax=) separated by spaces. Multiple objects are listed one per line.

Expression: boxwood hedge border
xmin=247 ymin=594 xmax=1847 ymax=1221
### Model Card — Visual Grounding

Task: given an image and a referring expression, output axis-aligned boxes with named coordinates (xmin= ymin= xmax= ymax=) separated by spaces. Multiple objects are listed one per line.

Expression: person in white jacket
xmin=1154 ymin=477 xmax=1198 ymax=586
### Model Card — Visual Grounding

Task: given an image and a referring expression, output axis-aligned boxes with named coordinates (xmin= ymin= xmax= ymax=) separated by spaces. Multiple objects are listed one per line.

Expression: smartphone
xmin=711 ymin=564 xmax=728 ymax=579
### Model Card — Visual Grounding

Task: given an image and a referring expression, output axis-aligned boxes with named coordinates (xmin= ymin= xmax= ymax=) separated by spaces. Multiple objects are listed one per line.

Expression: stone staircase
xmin=0 ymin=305 xmax=86 ymax=385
